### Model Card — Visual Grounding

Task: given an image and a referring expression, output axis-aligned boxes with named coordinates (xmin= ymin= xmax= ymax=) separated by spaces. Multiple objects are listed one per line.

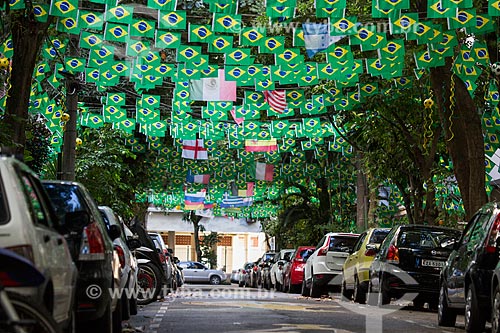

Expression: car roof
xmin=324 ymin=232 xmax=360 ymax=237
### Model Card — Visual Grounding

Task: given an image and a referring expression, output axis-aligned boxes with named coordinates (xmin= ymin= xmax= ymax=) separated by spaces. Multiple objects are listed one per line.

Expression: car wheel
xmin=112 ymin=298 xmax=122 ymax=333
xmin=341 ymin=278 xmax=352 ymax=301
xmin=310 ymin=277 xmax=324 ymax=298
xmin=210 ymin=275 xmax=222 ymax=285
xmin=353 ymin=275 xmax=366 ymax=304
xmin=367 ymin=282 xmax=377 ymax=306
xmin=301 ymin=279 xmax=310 ymax=297
xmin=412 ymin=296 xmax=425 ymax=310
xmin=238 ymin=279 xmax=244 ymax=287
xmin=121 ymin=292 xmax=130 ymax=321
xmin=465 ymin=283 xmax=486 ymax=333
xmin=377 ymin=275 xmax=390 ymax=306
xmin=492 ymin=285 xmax=500 ymax=333
xmin=88 ymin=302 xmax=112 ymax=333
xmin=129 ymin=296 xmax=138 ymax=316
xmin=137 ymin=263 xmax=162 ymax=305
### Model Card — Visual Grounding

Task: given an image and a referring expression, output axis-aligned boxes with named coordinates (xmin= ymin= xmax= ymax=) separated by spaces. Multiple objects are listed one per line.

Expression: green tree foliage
xmin=74 ymin=125 xmax=149 ymax=219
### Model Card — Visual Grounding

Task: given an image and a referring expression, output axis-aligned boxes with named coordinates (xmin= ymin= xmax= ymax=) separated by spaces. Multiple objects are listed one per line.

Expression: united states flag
xmin=263 ymin=90 xmax=287 ymax=113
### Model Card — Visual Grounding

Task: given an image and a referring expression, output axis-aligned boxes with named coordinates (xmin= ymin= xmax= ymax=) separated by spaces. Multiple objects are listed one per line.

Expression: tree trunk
xmin=431 ymin=62 xmax=487 ymax=220
xmin=4 ymin=15 xmax=50 ymax=154
xmin=191 ymin=213 xmax=203 ymax=262
xmin=316 ymin=176 xmax=332 ymax=224
xmin=355 ymin=154 xmax=368 ymax=232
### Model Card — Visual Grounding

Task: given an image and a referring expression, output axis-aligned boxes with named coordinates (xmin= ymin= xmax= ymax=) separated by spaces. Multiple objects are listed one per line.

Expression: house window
xmin=176 ymin=235 xmax=191 ymax=245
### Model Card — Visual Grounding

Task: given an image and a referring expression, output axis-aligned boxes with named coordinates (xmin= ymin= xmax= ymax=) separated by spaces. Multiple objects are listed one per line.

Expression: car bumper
xmin=386 ymin=272 xmax=440 ymax=295
xmin=312 ymin=273 xmax=339 ymax=286
xmin=76 ymin=261 xmax=113 ymax=322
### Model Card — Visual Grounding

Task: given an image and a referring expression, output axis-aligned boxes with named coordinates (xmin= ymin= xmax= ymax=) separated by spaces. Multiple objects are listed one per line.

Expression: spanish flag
xmin=245 ymin=139 xmax=278 ymax=152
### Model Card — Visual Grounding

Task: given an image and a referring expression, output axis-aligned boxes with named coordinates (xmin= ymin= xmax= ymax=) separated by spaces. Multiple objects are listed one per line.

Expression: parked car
xmin=148 ymin=232 xmax=175 ymax=291
xmin=121 ymin=221 xmax=140 ymax=315
xmin=491 ymin=259 xmax=500 ymax=333
xmin=342 ymin=228 xmax=390 ymax=303
xmin=43 ymin=180 xmax=122 ymax=333
xmin=439 ymin=202 xmax=500 ymax=332
xmin=257 ymin=251 xmax=277 ymax=289
xmin=237 ymin=262 xmax=255 ymax=287
xmin=283 ymin=246 xmax=315 ymax=293
xmin=369 ymin=224 xmax=460 ymax=310
xmin=0 ymin=155 xmax=78 ymax=332
xmin=178 ymin=261 xmax=226 ymax=285
xmin=99 ymin=206 xmax=139 ymax=320
xmin=270 ymin=249 xmax=294 ymax=291
xmin=302 ymin=232 xmax=359 ymax=298
xmin=230 ymin=269 xmax=240 ymax=284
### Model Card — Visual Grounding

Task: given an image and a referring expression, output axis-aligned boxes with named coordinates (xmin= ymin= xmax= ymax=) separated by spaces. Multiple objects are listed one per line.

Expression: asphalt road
xmin=125 ymin=283 xmax=474 ymax=333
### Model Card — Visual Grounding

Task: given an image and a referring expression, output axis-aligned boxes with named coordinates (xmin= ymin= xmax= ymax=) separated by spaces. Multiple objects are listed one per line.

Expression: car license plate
xmin=421 ymin=259 xmax=445 ymax=268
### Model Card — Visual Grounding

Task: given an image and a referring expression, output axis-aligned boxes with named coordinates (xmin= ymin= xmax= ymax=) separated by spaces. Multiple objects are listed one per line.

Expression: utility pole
xmin=58 ymin=36 xmax=79 ymax=181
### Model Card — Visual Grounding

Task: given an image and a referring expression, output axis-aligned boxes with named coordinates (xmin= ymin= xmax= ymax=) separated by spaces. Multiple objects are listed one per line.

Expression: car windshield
xmin=369 ymin=229 xmax=390 ymax=244
xmin=328 ymin=236 xmax=358 ymax=252
xmin=398 ymin=229 xmax=462 ymax=249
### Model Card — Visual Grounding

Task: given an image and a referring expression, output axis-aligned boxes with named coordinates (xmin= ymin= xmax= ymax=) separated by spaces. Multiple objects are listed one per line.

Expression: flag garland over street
xmin=7 ymin=0 xmax=491 ymax=218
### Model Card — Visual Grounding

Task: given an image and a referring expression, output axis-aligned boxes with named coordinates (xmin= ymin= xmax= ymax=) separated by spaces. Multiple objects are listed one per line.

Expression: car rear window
xmin=298 ymin=248 xmax=313 ymax=259
xmin=369 ymin=229 xmax=390 ymax=244
xmin=43 ymin=183 xmax=86 ymax=214
xmin=328 ymin=236 xmax=358 ymax=252
xmin=398 ymin=229 xmax=462 ymax=249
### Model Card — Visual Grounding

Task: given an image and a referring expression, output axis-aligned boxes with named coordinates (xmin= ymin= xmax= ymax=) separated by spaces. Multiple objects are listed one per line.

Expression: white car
xmin=302 ymin=232 xmax=359 ymax=298
xmin=270 ymin=249 xmax=295 ymax=291
xmin=0 ymin=155 xmax=78 ymax=331
xmin=99 ymin=206 xmax=139 ymax=319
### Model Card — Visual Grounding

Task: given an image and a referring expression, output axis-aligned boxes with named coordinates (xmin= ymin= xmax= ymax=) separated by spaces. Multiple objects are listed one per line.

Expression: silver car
xmin=99 ymin=206 xmax=139 ymax=319
xmin=178 ymin=261 xmax=227 ymax=285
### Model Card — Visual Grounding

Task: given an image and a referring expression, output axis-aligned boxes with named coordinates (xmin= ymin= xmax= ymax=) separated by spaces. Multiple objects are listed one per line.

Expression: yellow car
xmin=341 ymin=227 xmax=390 ymax=303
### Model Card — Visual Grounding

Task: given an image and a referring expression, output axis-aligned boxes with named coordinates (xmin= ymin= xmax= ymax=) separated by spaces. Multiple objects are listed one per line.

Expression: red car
xmin=283 ymin=246 xmax=316 ymax=293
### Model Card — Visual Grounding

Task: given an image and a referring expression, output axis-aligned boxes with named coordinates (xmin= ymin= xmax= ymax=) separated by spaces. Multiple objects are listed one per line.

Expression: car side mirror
xmin=127 ymin=238 xmax=141 ymax=251
xmin=108 ymin=224 xmax=121 ymax=240
xmin=173 ymin=256 xmax=180 ymax=264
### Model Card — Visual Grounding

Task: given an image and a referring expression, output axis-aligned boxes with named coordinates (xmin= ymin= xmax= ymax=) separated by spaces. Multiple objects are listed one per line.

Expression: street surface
xmin=126 ymin=284 xmax=474 ymax=333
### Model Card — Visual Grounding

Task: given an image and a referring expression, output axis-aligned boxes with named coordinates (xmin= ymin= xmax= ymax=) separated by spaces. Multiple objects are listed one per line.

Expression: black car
xmin=439 ymin=202 xmax=500 ymax=332
xmin=368 ymin=225 xmax=461 ymax=309
xmin=43 ymin=180 xmax=121 ymax=333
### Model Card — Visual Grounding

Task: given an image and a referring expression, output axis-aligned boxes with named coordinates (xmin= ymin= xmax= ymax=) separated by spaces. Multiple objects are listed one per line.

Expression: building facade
xmin=146 ymin=207 xmax=269 ymax=273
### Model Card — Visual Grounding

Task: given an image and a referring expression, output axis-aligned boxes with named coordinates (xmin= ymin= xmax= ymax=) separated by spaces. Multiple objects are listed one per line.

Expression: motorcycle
xmin=135 ymin=246 xmax=165 ymax=305
xmin=128 ymin=219 xmax=167 ymax=305
xmin=0 ymin=248 xmax=60 ymax=333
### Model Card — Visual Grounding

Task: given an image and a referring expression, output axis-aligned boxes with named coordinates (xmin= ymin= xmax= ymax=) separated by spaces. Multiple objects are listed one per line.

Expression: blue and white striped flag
xmin=302 ymin=22 xmax=345 ymax=58
xmin=220 ymin=193 xmax=253 ymax=208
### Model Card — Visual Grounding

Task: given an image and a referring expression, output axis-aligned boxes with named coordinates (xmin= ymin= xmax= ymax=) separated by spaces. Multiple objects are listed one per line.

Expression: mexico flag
xmin=189 ymin=69 xmax=237 ymax=101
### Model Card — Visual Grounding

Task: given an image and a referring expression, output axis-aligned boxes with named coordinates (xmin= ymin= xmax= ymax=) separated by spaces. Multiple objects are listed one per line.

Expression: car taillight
xmin=6 ymin=245 xmax=34 ymax=263
xmin=241 ymin=269 xmax=246 ymax=274
xmin=386 ymin=244 xmax=399 ymax=264
xmin=158 ymin=252 xmax=166 ymax=263
xmin=365 ymin=248 xmax=377 ymax=257
xmin=79 ymin=222 xmax=105 ymax=260
xmin=114 ymin=245 xmax=125 ymax=268
xmin=486 ymin=215 xmax=500 ymax=253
